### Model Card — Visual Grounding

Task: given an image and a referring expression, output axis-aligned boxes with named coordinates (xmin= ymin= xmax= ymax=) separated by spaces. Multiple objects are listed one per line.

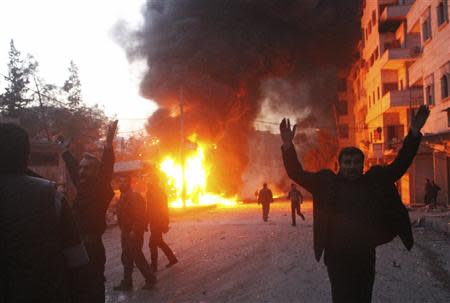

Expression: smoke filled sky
xmin=0 ymin=0 xmax=153 ymax=135
xmin=120 ymin=0 xmax=361 ymax=131
xmin=116 ymin=0 xmax=361 ymax=194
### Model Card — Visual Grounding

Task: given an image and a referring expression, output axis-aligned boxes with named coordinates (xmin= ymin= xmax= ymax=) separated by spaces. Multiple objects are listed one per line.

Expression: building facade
xmin=338 ymin=0 xmax=449 ymax=205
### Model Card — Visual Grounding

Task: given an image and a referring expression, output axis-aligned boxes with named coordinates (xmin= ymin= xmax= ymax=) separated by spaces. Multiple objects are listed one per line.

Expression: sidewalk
xmin=409 ymin=206 xmax=450 ymax=235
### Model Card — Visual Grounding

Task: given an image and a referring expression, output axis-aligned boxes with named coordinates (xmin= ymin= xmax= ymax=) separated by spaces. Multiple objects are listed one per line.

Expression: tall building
xmin=339 ymin=0 xmax=449 ymax=205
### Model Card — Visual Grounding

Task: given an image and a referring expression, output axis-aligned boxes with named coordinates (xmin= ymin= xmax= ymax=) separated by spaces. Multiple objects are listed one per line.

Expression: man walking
xmin=147 ymin=175 xmax=178 ymax=272
xmin=0 ymin=123 xmax=88 ymax=303
xmin=287 ymin=183 xmax=305 ymax=226
xmin=280 ymin=105 xmax=429 ymax=302
xmin=62 ymin=120 xmax=118 ymax=303
xmin=114 ymin=175 xmax=156 ymax=291
xmin=257 ymin=183 xmax=273 ymax=222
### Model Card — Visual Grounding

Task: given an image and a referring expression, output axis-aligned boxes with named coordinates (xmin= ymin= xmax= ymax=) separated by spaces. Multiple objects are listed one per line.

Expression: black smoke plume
xmin=119 ymin=0 xmax=361 ymax=195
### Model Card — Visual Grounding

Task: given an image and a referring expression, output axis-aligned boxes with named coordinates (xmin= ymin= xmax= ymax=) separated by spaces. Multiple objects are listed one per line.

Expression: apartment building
xmin=407 ymin=0 xmax=450 ymax=205
xmin=336 ymin=69 xmax=356 ymax=150
xmin=339 ymin=0 xmax=449 ymax=205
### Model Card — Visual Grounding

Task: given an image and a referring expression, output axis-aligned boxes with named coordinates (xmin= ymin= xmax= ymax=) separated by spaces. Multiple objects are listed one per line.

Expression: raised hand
xmin=410 ymin=105 xmax=430 ymax=134
xmin=106 ymin=120 xmax=118 ymax=148
xmin=280 ymin=118 xmax=297 ymax=145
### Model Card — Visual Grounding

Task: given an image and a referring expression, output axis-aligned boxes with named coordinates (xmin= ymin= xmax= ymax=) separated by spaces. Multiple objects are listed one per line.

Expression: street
xmin=104 ymin=201 xmax=450 ymax=303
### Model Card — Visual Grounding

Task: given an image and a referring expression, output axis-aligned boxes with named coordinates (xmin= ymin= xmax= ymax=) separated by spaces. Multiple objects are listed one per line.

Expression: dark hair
xmin=338 ymin=147 xmax=364 ymax=164
xmin=0 ymin=123 xmax=30 ymax=173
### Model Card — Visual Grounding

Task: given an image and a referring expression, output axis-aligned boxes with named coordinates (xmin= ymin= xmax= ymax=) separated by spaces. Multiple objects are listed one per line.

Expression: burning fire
xmin=159 ymin=137 xmax=237 ymax=208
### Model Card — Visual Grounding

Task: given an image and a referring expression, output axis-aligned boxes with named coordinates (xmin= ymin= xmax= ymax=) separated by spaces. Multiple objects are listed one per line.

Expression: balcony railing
xmin=380 ymin=48 xmax=417 ymax=69
xmin=380 ymin=4 xmax=411 ymax=22
xmin=366 ymin=88 xmax=423 ymax=122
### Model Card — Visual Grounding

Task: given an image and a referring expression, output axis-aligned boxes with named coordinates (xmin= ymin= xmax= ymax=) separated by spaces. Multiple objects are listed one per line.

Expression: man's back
xmin=258 ymin=187 xmax=273 ymax=204
xmin=147 ymin=185 xmax=169 ymax=233
xmin=288 ymin=188 xmax=302 ymax=203
xmin=0 ymin=174 xmax=69 ymax=302
xmin=117 ymin=191 xmax=147 ymax=233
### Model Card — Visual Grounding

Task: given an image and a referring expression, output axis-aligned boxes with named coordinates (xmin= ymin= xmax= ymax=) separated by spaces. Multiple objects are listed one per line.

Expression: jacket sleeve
xmin=61 ymin=150 xmax=80 ymax=188
xmin=281 ymin=143 xmax=320 ymax=194
xmin=131 ymin=193 xmax=148 ymax=233
xmin=381 ymin=131 xmax=422 ymax=182
xmin=99 ymin=146 xmax=115 ymax=184
xmin=55 ymin=192 xmax=89 ymax=268
xmin=98 ymin=146 xmax=115 ymax=209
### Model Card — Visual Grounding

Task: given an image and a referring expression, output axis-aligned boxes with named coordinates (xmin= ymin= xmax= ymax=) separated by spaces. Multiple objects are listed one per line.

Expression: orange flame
xmin=159 ymin=138 xmax=237 ymax=208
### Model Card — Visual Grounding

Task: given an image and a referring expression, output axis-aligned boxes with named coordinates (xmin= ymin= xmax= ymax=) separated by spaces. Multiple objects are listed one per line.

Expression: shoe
xmin=142 ymin=278 xmax=156 ymax=290
xmin=165 ymin=259 xmax=178 ymax=268
xmin=113 ymin=280 xmax=132 ymax=291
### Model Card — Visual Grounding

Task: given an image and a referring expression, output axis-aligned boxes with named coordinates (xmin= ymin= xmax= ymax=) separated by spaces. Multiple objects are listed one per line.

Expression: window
xmin=372 ymin=10 xmax=377 ymax=25
xmin=426 ymin=84 xmax=435 ymax=105
xmin=337 ymin=100 xmax=348 ymax=116
xmin=422 ymin=9 xmax=432 ymax=41
xmin=441 ymin=74 xmax=449 ymax=99
xmin=399 ymin=79 xmax=404 ymax=90
xmin=447 ymin=109 xmax=450 ymax=127
xmin=377 ymin=86 xmax=380 ymax=100
xmin=372 ymin=91 xmax=375 ymax=103
xmin=437 ymin=1 xmax=449 ymax=26
xmin=374 ymin=127 xmax=382 ymax=141
xmin=338 ymin=124 xmax=349 ymax=139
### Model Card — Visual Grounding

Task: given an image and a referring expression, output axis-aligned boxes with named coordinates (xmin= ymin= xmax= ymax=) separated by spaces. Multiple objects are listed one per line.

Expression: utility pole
xmin=180 ymin=86 xmax=186 ymax=208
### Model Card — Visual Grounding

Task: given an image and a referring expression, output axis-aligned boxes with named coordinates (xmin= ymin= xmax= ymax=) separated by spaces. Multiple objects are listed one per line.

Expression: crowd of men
xmin=0 ymin=120 xmax=176 ymax=303
xmin=1 ymin=104 xmax=431 ymax=303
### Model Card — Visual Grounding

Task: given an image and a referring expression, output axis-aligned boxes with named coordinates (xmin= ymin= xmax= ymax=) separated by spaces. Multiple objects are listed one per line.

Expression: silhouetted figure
xmin=62 ymin=120 xmax=117 ymax=303
xmin=258 ymin=183 xmax=273 ymax=222
xmin=430 ymin=181 xmax=441 ymax=208
xmin=287 ymin=183 xmax=305 ymax=226
xmin=114 ymin=175 xmax=156 ymax=291
xmin=280 ymin=105 xmax=430 ymax=303
xmin=424 ymin=178 xmax=432 ymax=205
xmin=0 ymin=123 xmax=88 ymax=303
xmin=147 ymin=175 xmax=178 ymax=272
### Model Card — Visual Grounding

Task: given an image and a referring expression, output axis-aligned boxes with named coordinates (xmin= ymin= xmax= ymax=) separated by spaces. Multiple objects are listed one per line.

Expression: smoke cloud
xmin=117 ymin=0 xmax=360 ymax=195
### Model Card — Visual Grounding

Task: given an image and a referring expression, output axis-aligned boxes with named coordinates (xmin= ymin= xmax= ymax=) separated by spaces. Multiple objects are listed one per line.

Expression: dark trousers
xmin=121 ymin=231 xmax=155 ymax=283
xmin=291 ymin=201 xmax=305 ymax=225
xmin=71 ymin=239 xmax=106 ymax=303
xmin=261 ymin=202 xmax=270 ymax=221
xmin=149 ymin=230 xmax=177 ymax=269
xmin=324 ymin=249 xmax=376 ymax=303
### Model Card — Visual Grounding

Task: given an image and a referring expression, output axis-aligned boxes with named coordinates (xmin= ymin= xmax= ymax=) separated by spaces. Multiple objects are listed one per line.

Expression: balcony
xmin=379 ymin=4 xmax=412 ymax=31
xmin=380 ymin=5 xmax=411 ymax=22
xmin=366 ymin=88 xmax=423 ymax=122
xmin=379 ymin=47 xmax=417 ymax=69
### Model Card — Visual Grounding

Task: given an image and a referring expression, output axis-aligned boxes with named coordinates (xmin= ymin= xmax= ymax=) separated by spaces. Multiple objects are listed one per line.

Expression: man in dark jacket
xmin=62 ymin=120 xmax=117 ymax=303
xmin=257 ymin=183 xmax=273 ymax=221
xmin=287 ymin=183 xmax=305 ymax=226
xmin=280 ymin=105 xmax=429 ymax=303
xmin=113 ymin=175 xmax=156 ymax=291
xmin=147 ymin=175 xmax=178 ymax=272
xmin=0 ymin=123 xmax=88 ymax=303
